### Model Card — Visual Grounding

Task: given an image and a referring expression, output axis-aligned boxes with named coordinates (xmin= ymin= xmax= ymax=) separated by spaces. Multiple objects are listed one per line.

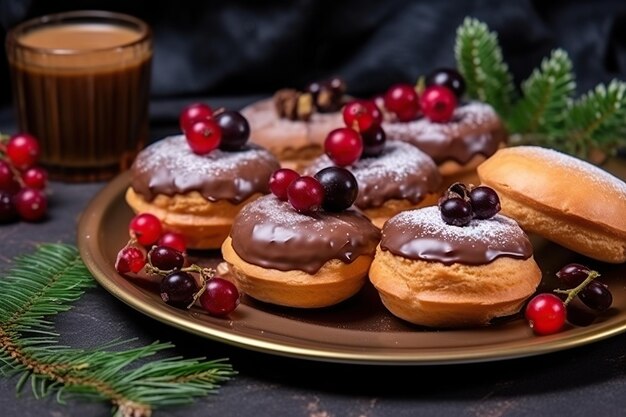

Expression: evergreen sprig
xmin=507 ymin=48 xmax=576 ymax=135
xmin=454 ymin=17 xmax=515 ymax=118
xmin=564 ymin=80 xmax=626 ymax=157
xmin=0 ymin=244 xmax=235 ymax=417
xmin=454 ymin=18 xmax=626 ymax=160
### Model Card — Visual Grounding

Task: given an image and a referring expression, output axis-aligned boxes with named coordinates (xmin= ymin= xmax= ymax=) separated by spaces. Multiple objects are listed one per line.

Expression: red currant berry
xmin=287 ymin=176 xmax=325 ymax=213
xmin=14 ymin=187 xmax=47 ymax=222
xmin=269 ymin=168 xmax=300 ymax=201
xmin=342 ymin=100 xmax=382 ymax=133
xmin=115 ymin=246 xmax=146 ymax=274
xmin=525 ymin=293 xmax=567 ymax=335
xmin=324 ymin=128 xmax=363 ymax=167
xmin=185 ymin=119 xmax=222 ymax=155
xmin=22 ymin=166 xmax=48 ymax=190
xmin=179 ymin=102 xmax=213 ymax=132
xmin=0 ymin=160 xmax=18 ymax=193
xmin=158 ymin=231 xmax=187 ymax=253
xmin=420 ymin=86 xmax=457 ymax=123
xmin=383 ymin=83 xmax=420 ymax=122
xmin=129 ymin=213 xmax=163 ymax=246
xmin=6 ymin=133 xmax=40 ymax=170
xmin=200 ymin=277 xmax=240 ymax=316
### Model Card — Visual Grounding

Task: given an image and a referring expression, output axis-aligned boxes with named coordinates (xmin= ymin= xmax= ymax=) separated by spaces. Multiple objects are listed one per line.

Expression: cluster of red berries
xmin=525 ymin=263 xmax=612 ymax=335
xmin=382 ymin=67 xmax=465 ymax=123
xmin=179 ymin=103 xmax=251 ymax=154
xmin=269 ymin=166 xmax=358 ymax=214
xmin=323 ymin=98 xmax=386 ymax=168
xmin=0 ymin=132 xmax=49 ymax=223
xmin=115 ymin=212 xmax=240 ymax=317
xmin=438 ymin=182 xmax=501 ymax=226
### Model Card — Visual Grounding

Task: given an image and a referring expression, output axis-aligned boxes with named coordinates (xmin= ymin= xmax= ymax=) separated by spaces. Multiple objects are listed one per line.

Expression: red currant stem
xmin=554 ymin=270 xmax=601 ymax=305
xmin=212 ymin=107 xmax=226 ymax=117
xmin=415 ymin=76 xmax=425 ymax=95
xmin=6 ymin=160 xmax=25 ymax=188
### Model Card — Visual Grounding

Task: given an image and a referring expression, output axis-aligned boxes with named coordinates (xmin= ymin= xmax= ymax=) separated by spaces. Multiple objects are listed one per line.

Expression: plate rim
xmin=77 ymin=171 xmax=626 ymax=365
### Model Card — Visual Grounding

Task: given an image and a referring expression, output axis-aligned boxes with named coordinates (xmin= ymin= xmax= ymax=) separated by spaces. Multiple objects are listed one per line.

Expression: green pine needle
xmin=454 ymin=18 xmax=626 ymax=161
xmin=508 ymin=48 xmax=576 ymax=135
xmin=0 ymin=244 xmax=236 ymax=417
xmin=564 ymin=80 xmax=626 ymax=157
xmin=454 ymin=17 xmax=515 ymax=117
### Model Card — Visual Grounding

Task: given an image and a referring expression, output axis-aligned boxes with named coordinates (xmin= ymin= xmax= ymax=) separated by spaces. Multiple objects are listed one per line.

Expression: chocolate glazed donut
xmin=221 ymin=195 xmax=381 ymax=308
xmin=383 ymin=101 xmax=507 ymax=179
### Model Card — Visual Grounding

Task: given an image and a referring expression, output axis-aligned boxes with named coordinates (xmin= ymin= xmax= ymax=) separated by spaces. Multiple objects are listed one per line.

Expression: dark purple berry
xmin=556 ymin=263 xmax=591 ymax=287
xmin=361 ymin=126 xmax=386 ymax=158
xmin=160 ymin=271 xmax=198 ymax=307
xmin=469 ymin=186 xmax=501 ymax=219
xmin=0 ymin=191 xmax=17 ymax=223
xmin=149 ymin=246 xmax=185 ymax=270
xmin=440 ymin=197 xmax=473 ymax=226
xmin=328 ymin=77 xmax=346 ymax=96
xmin=214 ymin=110 xmax=250 ymax=151
xmin=579 ymin=281 xmax=612 ymax=312
xmin=314 ymin=167 xmax=358 ymax=212
xmin=305 ymin=81 xmax=322 ymax=100
xmin=425 ymin=68 xmax=466 ymax=98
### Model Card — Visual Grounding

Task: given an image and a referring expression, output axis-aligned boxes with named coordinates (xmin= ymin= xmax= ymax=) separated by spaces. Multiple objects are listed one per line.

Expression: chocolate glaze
xmin=230 ymin=195 xmax=381 ymax=274
xmin=380 ymin=206 xmax=533 ymax=265
xmin=130 ymin=135 xmax=280 ymax=203
xmin=304 ymin=141 xmax=442 ymax=209
xmin=383 ymin=102 xmax=506 ymax=165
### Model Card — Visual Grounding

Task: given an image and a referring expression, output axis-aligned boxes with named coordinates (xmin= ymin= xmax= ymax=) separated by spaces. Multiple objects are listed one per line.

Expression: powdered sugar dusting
xmin=237 ymin=194 xmax=332 ymax=232
xmin=517 ymin=146 xmax=626 ymax=200
xmin=386 ymin=206 xmax=527 ymax=247
xmin=134 ymin=135 xmax=277 ymax=180
xmin=384 ymin=101 xmax=499 ymax=139
xmin=307 ymin=141 xmax=437 ymax=184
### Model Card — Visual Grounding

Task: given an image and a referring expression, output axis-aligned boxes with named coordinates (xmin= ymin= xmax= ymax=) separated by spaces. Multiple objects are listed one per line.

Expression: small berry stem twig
xmin=554 ymin=270 xmax=601 ymax=305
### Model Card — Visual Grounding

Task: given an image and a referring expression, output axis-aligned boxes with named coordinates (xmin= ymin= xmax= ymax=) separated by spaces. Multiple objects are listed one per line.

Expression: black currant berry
xmin=149 ymin=246 xmax=185 ymax=270
xmin=361 ymin=126 xmax=386 ymax=158
xmin=440 ymin=197 xmax=473 ymax=226
xmin=160 ymin=271 xmax=198 ymax=307
xmin=425 ymin=68 xmax=466 ymax=98
xmin=314 ymin=166 xmax=358 ymax=212
xmin=469 ymin=186 xmax=501 ymax=219
xmin=556 ymin=263 xmax=592 ymax=287
xmin=579 ymin=281 xmax=613 ymax=312
xmin=215 ymin=110 xmax=250 ymax=151
xmin=0 ymin=191 xmax=17 ymax=223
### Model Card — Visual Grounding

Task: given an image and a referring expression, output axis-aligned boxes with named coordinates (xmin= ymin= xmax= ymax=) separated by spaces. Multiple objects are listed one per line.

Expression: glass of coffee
xmin=6 ymin=10 xmax=152 ymax=182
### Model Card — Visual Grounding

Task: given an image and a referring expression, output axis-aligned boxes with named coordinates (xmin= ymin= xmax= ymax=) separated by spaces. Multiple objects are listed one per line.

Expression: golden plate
xmin=77 ymin=167 xmax=626 ymax=365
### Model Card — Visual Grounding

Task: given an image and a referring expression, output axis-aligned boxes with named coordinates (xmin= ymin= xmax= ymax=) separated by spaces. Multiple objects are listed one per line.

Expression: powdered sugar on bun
xmin=383 ymin=101 xmax=505 ymax=165
xmin=516 ymin=146 xmax=626 ymax=201
xmin=305 ymin=141 xmax=441 ymax=208
xmin=130 ymin=135 xmax=280 ymax=203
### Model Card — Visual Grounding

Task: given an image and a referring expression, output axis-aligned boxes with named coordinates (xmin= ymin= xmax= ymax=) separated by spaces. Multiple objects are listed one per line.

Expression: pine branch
xmin=454 ymin=17 xmax=515 ymax=117
xmin=0 ymin=244 xmax=236 ymax=417
xmin=564 ymin=80 xmax=626 ymax=157
xmin=507 ymin=49 xmax=575 ymax=135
